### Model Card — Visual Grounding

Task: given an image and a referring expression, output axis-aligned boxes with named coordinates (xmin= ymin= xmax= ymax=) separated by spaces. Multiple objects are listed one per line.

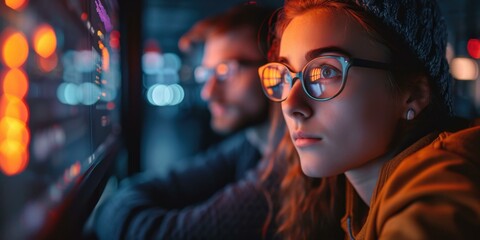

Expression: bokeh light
xmin=5 ymin=0 xmax=28 ymax=11
xmin=57 ymin=82 xmax=79 ymax=105
xmin=101 ymin=47 xmax=110 ymax=71
xmin=3 ymin=68 xmax=29 ymax=98
xmin=156 ymin=69 xmax=179 ymax=84
xmin=1 ymin=30 xmax=29 ymax=68
xmin=0 ymin=28 xmax=30 ymax=176
xmin=0 ymin=96 xmax=29 ymax=122
xmin=142 ymin=52 xmax=163 ymax=74
xmin=74 ymin=50 xmax=97 ymax=72
xmin=56 ymin=82 xmax=102 ymax=105
xmin=0 ymin=139 xmax=29 ymax=176
xmin=0 ymin=117 xmax=30 ymax=145
xmin=146 ymin=84 xmax=184 ymax=106
xmin=109 ymin=30 xmax=120 ymax=49
xmin=37 ymin=53 xmax=58 ymax=72
xmin=152 ymin=84 xmax=172 ymax=106
xmin=162 ymin=53 xmax=181 ymax=71
xmin=78 ymin=82 xmax=101 ymax=105
xmin=467 ymin=39 xmax=480 ymax=59
xmin=451 ymin=57 xmax=479 ymax=80
xmin=81 ymin=12 xmax=88 ymax=21
xmin=33 ymin=24 xmax=57 ymax=58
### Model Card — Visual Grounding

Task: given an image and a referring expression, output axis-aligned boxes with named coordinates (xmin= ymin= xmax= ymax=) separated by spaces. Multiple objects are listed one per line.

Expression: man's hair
xmin=179 ymin=3 xmax=274 ymax=57
xmin=207 ymin=3 xmax=273 ymax=38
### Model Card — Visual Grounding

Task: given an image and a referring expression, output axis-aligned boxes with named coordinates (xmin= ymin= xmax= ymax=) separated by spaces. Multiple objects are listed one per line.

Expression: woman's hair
xmin=267 ymin=0 xmax=453 ymax=239
xmin=270 ymin=0 xmax=453 ymax=128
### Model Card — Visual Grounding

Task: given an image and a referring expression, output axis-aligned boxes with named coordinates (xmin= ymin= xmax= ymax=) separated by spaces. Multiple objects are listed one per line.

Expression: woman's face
xmin=280 ymin=9 xmax=402 ymax=177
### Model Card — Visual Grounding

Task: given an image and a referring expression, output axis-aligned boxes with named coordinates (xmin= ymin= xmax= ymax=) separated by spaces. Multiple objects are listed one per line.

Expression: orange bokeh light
xmin=0 ymin=96 xmax=29 ymax=122
xmin=37 ymin=52 xmax=58 ymax=72
xmin=3 ymin=68 xmax=29 ymax=98
xmin=5 ymin=0 xmax=28 ymax=11
xmin=0 ymin=117 xmax=30 ymax=144
xmin=1 ymin=30 xmax=29 ymax=68
xmin=70 ymin=161 xmax=81 ymax=178
xmin=102 ymin=47 xmax=110 ymax=71
xmin=33 ymin=24 xmax=57 ymax=58
xmin=0 ymin=139 xmax=29 ymax=176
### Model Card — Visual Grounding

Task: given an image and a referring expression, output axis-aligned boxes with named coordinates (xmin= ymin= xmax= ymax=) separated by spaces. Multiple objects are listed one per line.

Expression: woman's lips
xmin=292 ymin=131 xmax=323 ymax=147
xmin=294 ymin=137 xmax=322 ymax=147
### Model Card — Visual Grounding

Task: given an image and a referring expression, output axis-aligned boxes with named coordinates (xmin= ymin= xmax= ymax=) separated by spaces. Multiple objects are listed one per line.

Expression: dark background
xmin=139 ymin=0 xmax=480 ymax=176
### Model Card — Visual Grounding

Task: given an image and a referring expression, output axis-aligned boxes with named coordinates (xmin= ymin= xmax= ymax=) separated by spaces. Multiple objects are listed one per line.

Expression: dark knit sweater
xmin=93 ymin=131 xmax=281 ymax=240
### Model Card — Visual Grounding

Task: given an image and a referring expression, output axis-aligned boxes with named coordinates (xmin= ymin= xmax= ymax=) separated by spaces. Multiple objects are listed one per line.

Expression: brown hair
xmin=179 ymin=3 xmax=274 ymax=58
xmin=267 ymin=0 xmax=452 ymax=239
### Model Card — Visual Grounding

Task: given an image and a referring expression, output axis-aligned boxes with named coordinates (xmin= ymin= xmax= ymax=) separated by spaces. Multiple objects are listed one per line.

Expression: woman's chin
xmin=300 ymin=154 xmax=343 ymax=178
xmin=299 ymin=159 xmax=339 ymax=178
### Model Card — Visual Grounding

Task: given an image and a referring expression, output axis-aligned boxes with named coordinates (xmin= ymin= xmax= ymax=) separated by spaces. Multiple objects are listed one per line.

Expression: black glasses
xmin=195 ymin=59 xmax=265 ymax=84
xmin=258 ymin=55 xmax=391 ymax=102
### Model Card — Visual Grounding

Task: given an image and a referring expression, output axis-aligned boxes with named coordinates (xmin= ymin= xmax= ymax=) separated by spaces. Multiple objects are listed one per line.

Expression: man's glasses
xmin=258 ymin=55 xmax=391 ymax=102
xmin=195 ymin=59 xmax=265 ymax=84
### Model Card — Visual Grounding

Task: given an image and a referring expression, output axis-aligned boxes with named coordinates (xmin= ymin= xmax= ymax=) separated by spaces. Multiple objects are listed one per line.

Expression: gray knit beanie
xmin=356 ymin=0 xmax=453 ymax=115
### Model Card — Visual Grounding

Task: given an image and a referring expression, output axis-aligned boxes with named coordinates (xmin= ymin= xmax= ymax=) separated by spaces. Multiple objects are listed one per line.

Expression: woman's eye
xmin=320 ymin=65 xmax=340 ymax=78
xmin=308 ymin=65 xmax=341 ymax=82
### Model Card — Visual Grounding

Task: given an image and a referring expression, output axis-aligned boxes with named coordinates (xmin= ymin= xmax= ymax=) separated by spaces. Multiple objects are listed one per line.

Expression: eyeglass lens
xmin=259 ymin=56 xmax=344 ymax=101
xmin=194 ymin=62 xmax=238 ymax=83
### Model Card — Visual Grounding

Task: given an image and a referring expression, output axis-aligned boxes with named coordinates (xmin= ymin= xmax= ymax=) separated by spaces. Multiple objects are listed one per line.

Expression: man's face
xmin=200 ymin=29 xmax=269 ymax=134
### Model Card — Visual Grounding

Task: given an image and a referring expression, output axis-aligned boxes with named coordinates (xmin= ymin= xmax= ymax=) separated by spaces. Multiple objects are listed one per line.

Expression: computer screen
xmin=0 ymin=0 xmax=122 ymax=239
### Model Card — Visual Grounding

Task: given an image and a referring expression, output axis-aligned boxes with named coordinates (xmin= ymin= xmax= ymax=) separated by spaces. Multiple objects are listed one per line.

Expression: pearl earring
xmin=406 ymin=108 xmax=415 ymax=120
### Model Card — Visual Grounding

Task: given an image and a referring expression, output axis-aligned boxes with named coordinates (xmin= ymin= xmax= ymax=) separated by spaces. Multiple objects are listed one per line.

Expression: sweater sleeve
xmin=93 ymin=160 xmax=280 ymax=240
xmin=92 ymin=132 xmax=278 ymax=240
xmin=137 ymin=132 xmax=261 ymax=208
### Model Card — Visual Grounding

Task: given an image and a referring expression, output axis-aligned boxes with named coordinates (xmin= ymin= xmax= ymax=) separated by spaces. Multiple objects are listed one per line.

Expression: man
xmin=93 ymin=4 xmax=283 ymax=239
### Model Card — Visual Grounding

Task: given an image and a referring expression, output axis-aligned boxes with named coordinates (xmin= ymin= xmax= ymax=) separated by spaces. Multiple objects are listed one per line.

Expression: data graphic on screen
xmin=0 ymin=0 xmax=122 ymax=239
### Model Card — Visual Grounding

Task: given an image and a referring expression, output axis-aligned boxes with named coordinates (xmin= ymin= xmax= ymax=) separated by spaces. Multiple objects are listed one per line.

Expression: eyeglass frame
xmin=258 ymin=55 xmax=392 ymax=102
xmin=195 ymin=58 xmax=266 ymax=84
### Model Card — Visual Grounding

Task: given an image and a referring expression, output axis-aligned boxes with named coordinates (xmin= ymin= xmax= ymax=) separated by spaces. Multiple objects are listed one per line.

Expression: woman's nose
xmin=282 ymin=79 xmax=313 ymax=120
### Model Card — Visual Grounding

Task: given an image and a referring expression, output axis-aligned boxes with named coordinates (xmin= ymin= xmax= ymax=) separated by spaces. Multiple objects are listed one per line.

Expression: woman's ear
xmin=401 ymin=75 xmax=431 ymax=120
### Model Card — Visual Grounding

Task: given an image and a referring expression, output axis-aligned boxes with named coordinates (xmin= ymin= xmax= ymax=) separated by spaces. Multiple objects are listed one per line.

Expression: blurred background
xmin=139 ymin=0 xmax=282 ymax=177
xmin=140 ymin=0 xmax=480 ymax=176
xmin=0 ymin=0 xmax=479 ymax=239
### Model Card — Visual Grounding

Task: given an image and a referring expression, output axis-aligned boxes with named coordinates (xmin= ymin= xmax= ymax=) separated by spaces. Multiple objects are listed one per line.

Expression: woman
xmin=259 ymin=0 xmax=480 ymax=239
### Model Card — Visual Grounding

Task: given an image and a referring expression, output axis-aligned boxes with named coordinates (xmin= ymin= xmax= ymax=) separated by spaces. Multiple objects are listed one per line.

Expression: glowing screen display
xmin=0 ymin=0 xmax=121 ymax=239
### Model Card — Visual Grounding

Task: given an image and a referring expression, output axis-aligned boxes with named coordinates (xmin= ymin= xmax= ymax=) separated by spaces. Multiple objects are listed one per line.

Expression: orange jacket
xmin=341 ymin=126 xmax=480 ymax=239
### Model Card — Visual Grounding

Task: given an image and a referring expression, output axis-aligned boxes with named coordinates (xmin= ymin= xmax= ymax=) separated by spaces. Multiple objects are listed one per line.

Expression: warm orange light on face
xmin=2 ymin=31 xmax=29 ymax=68
xmin=5 ymin=0 xmax=28 ymax=11
xmin=33 ymin=24 xmax=57 ymax=58
xmin=0 ymin=139 xmax=28 ymax=176
xmin=3 ymin=68 xmax=29 ymax=98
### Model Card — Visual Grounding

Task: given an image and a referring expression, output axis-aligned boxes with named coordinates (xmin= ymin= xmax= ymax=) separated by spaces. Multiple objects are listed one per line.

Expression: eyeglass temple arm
xmin=350 ymin=58 xmax=392 ymax=70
